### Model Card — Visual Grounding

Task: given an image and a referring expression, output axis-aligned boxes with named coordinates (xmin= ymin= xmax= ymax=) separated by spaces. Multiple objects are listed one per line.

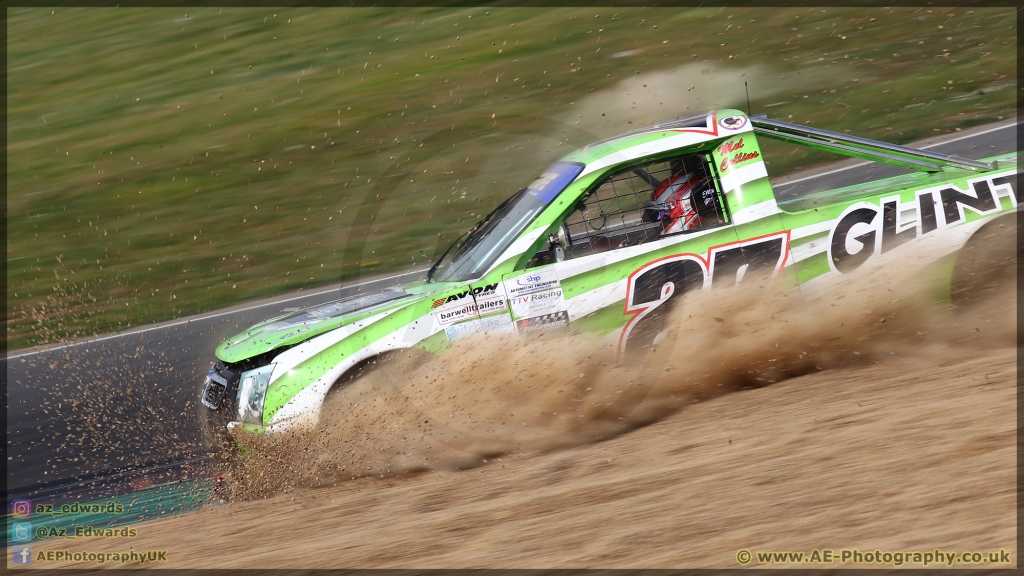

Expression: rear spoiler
xmin=750 ymin=114 xmax=994 ymax=173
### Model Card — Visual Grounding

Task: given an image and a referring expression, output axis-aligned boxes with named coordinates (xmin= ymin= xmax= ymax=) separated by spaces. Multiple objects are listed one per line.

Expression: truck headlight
xmin=236 ymin=364 xmax=275 ymax=425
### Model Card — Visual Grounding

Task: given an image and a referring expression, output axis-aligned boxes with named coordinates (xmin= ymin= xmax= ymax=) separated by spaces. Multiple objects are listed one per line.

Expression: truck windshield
xmin=429 ymin=161 xmax=584 ymax=283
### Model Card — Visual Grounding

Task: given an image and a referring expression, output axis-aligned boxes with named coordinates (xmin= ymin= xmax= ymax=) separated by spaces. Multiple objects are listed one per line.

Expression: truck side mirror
xmin=548 ymin=231 xmax=567 ymax=262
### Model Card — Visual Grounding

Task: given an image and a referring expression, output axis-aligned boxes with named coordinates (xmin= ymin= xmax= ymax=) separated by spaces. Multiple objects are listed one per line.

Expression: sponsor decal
xmin=620 ymin=232 xmax=789 ymax=357
xmin=431 ymin=283 xmax=499 ymax=308
xmin=827 ymin=172 xmax=1019 ymax=275
xmin=716 ymin=138 xmax=760 ymax=173
xmin=827 ymin=202 xmax=881 ymax=274
xmin=718 ymin=115 xmax=748 ymax=131
xmin=434 ymin=295 xmax=507 ymax=327
xmin=516 ymin=311 xmax=571 ymax=334
xmin=435 ymin=302 xmax=478 ymax=326
xmin=506 ymin=268 xmax=560 ymax=297
xmin=445 ymin=315 xmax=514 ymax=341
xmin=509 ymin=288 xmax=564 ymax=319
xmin=476 ymin=295 xmax=509 ymax=315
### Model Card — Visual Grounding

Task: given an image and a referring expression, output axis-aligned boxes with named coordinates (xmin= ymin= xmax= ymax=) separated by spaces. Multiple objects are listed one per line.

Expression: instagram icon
xmin=12 ymin=499 xmax=32 ymax=518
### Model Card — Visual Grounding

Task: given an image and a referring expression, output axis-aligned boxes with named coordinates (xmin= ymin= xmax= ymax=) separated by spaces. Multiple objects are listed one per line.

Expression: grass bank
xmin=7 ymin=6 xmax=1016 ymax=348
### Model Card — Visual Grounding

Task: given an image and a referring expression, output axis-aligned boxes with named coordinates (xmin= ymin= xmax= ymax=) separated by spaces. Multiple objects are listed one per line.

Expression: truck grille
xmin=200 ymin=362 xmax=239 ymax=410
xmin=201 ymin=373 xmax=228 ymax=409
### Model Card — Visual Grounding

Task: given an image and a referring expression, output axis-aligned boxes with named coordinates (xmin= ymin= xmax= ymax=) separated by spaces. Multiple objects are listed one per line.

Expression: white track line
xmin=7 ymin=268 xmax=431 ymax=360
xmin=775 ymin=121 xmax=1018 ymax=188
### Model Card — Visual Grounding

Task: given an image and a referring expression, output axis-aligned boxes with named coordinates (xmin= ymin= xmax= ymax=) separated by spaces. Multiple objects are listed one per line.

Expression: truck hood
xmin=215 ymin=285 xmax=428 ymax=363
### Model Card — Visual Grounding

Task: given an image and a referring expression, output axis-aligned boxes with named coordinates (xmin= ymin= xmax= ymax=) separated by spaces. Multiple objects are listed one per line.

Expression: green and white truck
xmin=199 ymin=109 xmax=1019 ymax=443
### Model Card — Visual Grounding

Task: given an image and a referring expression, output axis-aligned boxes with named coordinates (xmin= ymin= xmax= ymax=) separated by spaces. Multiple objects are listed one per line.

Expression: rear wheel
xmin=950 ymin=211 xmax=1018 ymax=308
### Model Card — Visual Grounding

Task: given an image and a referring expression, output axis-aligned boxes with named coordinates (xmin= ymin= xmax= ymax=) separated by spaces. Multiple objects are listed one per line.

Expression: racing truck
xmin=199 ymin=109 xmax=1019 ymax=443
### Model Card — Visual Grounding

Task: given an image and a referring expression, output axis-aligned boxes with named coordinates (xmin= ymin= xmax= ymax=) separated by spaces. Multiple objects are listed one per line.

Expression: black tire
xmin=950 ymin=211 xmax=1018 ymax=308
xmin=322 ymin=355 xmax=385 ymax=404
xmin=320 ymin=349 xmax=436 ymax=419
xmin=197 ymin=401 xmax=235 ymax=461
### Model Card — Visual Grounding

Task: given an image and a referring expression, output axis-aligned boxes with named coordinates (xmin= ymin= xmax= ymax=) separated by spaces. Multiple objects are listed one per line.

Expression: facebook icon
xmin=12 ymin=545 xmax=32 ymax=565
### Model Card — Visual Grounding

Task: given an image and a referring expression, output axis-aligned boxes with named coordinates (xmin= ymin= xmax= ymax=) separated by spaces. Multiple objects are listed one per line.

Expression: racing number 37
xmin=619 ymin=233 xmax=790 ymax=356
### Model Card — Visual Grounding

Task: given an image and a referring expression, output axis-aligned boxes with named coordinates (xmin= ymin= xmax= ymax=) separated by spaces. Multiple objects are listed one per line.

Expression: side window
xmin=527 ymin=152 xmax=728 ymax=267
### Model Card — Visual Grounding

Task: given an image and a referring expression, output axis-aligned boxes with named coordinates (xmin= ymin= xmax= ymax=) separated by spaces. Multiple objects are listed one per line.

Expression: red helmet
xmin=649 ymin=171 xmax=702 ymax=235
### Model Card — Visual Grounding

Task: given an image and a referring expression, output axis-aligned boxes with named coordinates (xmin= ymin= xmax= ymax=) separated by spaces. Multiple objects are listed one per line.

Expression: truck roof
xmin=562 ymin=108 xmax=752 ymax=179
xmin=561 ymin=108 xmax=997 ymax=182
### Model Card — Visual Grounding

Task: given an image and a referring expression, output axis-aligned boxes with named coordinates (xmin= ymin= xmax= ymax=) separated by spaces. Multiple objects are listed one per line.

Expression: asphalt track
xmin=7 ymin=268 xmax=429 ymax=504
xmin=5 ymin=120 xmax=1017 ymax=507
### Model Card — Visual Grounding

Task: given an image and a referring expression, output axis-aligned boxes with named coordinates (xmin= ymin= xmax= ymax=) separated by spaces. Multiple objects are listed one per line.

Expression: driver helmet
xmin=646 ymin=171 xmax=703 ymax=235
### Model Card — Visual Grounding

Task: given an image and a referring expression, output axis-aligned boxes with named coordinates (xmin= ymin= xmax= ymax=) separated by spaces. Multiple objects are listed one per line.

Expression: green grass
xmin=7 ymin=6 xmax=1016 ymax=349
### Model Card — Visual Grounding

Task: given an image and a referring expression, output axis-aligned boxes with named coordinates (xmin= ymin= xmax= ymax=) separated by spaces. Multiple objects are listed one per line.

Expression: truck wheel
xmin=320 ymin=349 xmax=435 ymax=425
xmin=197 ymin=402 xmax=235 ymax=461
xmin=950 ymin=211 xmax=1018 ymax=309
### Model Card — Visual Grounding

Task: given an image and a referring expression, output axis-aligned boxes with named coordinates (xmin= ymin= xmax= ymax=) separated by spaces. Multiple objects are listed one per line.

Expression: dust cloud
xmin=220 ymin=228 xmax=1016 ymax=501
xmin=549 ymin=61 xmax=838 ymax=143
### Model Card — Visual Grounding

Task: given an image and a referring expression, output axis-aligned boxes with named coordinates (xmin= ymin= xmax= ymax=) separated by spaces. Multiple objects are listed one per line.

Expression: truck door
xmin=504 ymin=150 xmax=741 ymax=346
xmin=502 ymin=146 xmax=794 ymax=353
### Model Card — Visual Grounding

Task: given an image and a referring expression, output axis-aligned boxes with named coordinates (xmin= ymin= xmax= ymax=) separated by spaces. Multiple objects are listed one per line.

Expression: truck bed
xmin=777 ymin=151 xmax=1020 ymax=214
